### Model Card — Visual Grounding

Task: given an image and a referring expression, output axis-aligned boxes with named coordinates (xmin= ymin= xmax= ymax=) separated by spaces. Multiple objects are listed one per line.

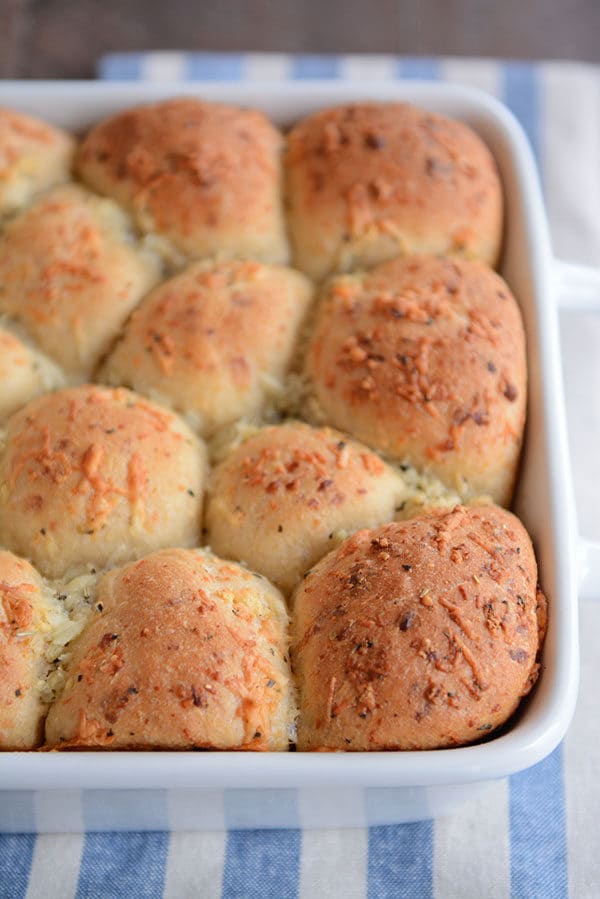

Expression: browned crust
xmin=77 ymin=98 xmax=289 ymax=262
xmin=206 ymin=421 xmax=405 ymax=592
xmin=0 ymin=551 xmax=47 ymax=749
xmin=0 ymin=385 xmax=205 ymax=578
xmin=286 ymin=102 xmax=502 ymax=280
xmin=44 ymin=548 xmax=292 ymax=750
xmin=306 ymin=256 xmax=526 ymax=504
xmin=102 ymin=259 xmax=313 ymax=436
xmin=0 ymin=184 xmax=160 ymax=376
xmin=0 ymin=108 xmax=75 ymax=216
xmin=292 ymin=505 xmax=546 ymax=751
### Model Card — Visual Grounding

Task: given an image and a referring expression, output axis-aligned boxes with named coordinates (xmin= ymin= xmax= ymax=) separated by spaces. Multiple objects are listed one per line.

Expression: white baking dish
xmin=0 ymin=80 xmax=592 ymax=832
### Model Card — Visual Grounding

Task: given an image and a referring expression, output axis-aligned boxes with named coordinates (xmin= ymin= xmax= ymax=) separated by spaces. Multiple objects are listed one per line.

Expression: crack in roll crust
xmin=0 ymin=386 xmax=206 ymax=579
xmin=45 ymin=548 xmax=295 ymax=750
xmin=306 ymin=256 xmax=526 ymax=505
xmin=292 ymin=505 xmax=547 ymax=751
xmin=101 ymin=259 xmax=313 ymax=437
xmin=286 ymin=102 xmax=502 ymax=281
xmin=0 ymin=108 xmax=75 ymax=220
xmin=77 ymin=98 xmax=289 ymax=265
xmin=206 ymin=421 xmax=406 ymax=594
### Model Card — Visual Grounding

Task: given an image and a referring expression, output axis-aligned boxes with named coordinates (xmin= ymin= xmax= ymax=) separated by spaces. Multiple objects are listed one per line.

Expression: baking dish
xmin=0 ymin=79 xmax=592 ymax=832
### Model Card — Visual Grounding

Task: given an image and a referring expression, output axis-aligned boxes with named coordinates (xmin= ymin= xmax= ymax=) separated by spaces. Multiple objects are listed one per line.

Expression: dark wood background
xmin=2 ymin=0 xmax=600 ymax=80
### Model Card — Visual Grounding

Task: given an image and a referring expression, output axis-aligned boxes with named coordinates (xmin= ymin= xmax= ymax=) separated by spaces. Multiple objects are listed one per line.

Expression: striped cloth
xmin=1 ymin=53 xmax=599 ymax=899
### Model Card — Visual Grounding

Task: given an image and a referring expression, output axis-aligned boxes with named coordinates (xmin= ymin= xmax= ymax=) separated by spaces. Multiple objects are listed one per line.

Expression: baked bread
xmin=0 ymin=386 xmax=206 ymax=578
xmin=285 ymin=102 xmax=502 ymax=281
xmin=0 ymin=327 xmax=64 ymax=420
xmin=206 ymin=422 xmax=405 ymax=593
xmin=77 ymin=98 xmax=289 ymax=264
xmin=0 ymin=184 xmax=161 ymax=378
xmin=305 ymin=256 xmax=526 ymax=505
xmin=45 ymin=548 xmax=294 ymax=750
xmin=101 ymin=259 xmax=313 ymax=437
xmin=292 ymin=505 xmax=546 ymax=751
xmin=0 ymin=101 xmax=543 ymax=756
xmin=0 ymin=108 xmax=74 ymax=220
xmin=0 ymin=550 xmax=70 ymax=749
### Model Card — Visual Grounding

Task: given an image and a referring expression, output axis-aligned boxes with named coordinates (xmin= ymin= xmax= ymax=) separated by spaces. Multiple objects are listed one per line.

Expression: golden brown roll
xmin=0 ymin=327 xmax=64 ymax=420
xmin=0 ymin=184 xmax=161 ymax=378
xmin=0 ymin=550 xmax=70 ymax=749
xmin=45 ymin=548 xmax=295 ymax=750
xmin=206 ymin=422 xmax=405 ymax=594
xmin=292 ymin=505 xmax=546 ymax=751
xmin=0 ymin=108 xmax=74 ymax=220
xmin=285 ymin=102 xmax=502 ymax=281
xmin=77 ymin=98 xmax=289 ymax=264
xmin=101 ymin=259 xmax=313 ymax=437
xmin=306 ymin=256 xmax=526 ymax=505
xmin=0 ymin=385 xmax=206 ymax=579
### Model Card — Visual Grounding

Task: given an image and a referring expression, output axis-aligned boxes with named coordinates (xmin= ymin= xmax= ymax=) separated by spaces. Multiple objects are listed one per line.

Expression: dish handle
xmin=555 ymin=258 xmax=600 ymax=601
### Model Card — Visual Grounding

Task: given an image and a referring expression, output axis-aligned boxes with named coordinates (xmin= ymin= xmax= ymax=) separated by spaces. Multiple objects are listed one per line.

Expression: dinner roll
xmin=0 ymin=108 xmax=74 ymax=220
xmin=77 ymin=98 xmax=289 ymax=264
xmin=0 ymin=550 xmax=70 ymax=749
xmin=286 ymin=102 xmax=502 ymax=281
xmin=306 ymin=256 xmax=526 ymax=505
xmin=101 ymin=260 xmax=313 ymax=437
xmin=206 ymin=422 xmax=405 ymax=593
xmin=0 ymin=184 xmax=161 ymax=378
xmin=0 ymin=385 xmax=206 ymax=579
xmin=0 ymin=326 xmax=64 ymax=420
xmin=292 ymin=505 xmax=546 ymax=751
xmin=45 ymin=548 xmax=294 ymax=750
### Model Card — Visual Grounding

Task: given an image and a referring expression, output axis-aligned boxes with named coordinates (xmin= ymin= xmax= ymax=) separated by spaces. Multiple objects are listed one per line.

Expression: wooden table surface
xmin=2 ymin=0 xmax=600 ymax=79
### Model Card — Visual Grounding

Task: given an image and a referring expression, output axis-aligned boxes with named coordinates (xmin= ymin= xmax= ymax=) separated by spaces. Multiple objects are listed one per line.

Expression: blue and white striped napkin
xmin=2 ymin=52 xmax=600 ymax=899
